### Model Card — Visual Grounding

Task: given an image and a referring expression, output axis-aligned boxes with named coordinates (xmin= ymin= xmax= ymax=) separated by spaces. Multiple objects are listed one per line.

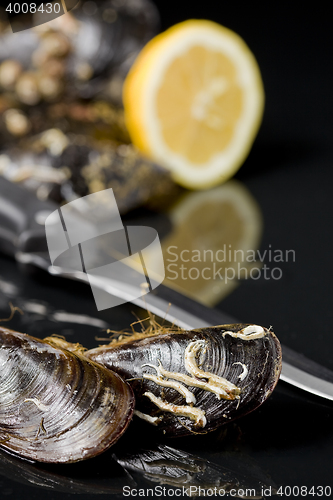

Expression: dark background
xmin=142 ymin=2 xmax=333 ymax=496
xmin=155 ymin=0 xmax=333 ymax=368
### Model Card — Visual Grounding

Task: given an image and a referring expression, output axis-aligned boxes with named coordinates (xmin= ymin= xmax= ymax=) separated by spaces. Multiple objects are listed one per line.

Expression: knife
xmin=1 ymin=176 xmax=333 ymax=401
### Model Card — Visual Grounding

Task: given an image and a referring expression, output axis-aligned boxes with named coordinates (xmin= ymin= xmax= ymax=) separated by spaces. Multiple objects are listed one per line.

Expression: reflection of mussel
xmin=0 ymin=327 xmax=134 ymax=463
xmin=116 ymin=443 xmax=236 ymax=489
xmin=86 ymin=323 xmax=282 ymax=437
xmin=0 ymin=437 xmax=275 ymax=497
xmin=0 ymin=446 xmax=135 ymax=495
xmin=115 ymin=442 xmax=276 ymax=498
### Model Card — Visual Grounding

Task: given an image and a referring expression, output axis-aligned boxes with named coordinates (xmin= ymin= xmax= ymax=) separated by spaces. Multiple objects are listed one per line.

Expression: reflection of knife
xmin=1 ymin=176 xmax=333 ymax=401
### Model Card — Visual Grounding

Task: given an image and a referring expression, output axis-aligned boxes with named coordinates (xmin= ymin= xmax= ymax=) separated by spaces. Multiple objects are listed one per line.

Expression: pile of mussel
xmin=0 ymin=128 xmax=179 ymax=212
xmin=0 ymin=322 xmax=282 ymax=463
xmin=0 ymin=1 xmax=181 ymax=213
xmin=0 ymin=0 xmax=159 ymax=108
xmin=0 ymin=1 xmax=282 ymax=466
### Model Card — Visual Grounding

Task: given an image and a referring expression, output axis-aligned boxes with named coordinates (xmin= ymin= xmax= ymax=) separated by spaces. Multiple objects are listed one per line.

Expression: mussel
xmin=0 ymin=0 xmax=159 ymax=103
xmin=0 ymin=129 xmax=180 ymax=212
xmin=0 ymin=327 xmax=134 ymax=463
xmin=86 ymin=324 xmax=282 ymax=437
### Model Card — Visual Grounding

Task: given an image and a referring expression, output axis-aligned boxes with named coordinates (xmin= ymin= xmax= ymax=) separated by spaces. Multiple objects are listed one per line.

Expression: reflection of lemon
xmin=162 ymin=180 xmax=263 ymax=306
xmin=123 ymin=20 xmax=264 ymax=189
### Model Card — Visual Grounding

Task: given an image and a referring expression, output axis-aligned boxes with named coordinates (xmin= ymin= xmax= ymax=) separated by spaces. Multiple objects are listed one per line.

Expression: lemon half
xmin=123 ymin=20 xmax=264 ymax=189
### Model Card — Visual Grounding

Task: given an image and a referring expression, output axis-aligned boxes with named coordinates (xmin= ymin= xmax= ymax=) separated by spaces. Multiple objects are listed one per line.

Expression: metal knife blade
xmin=1 ymin=176 xmax=333 ymax=401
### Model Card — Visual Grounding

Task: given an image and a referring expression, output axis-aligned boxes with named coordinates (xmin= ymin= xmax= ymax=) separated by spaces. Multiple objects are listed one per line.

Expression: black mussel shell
xmin=0 ymin=131 xmax=180 ymax=212
xmin=0 ymin=327 xmax=134 ymax=463
xmin=86 ymin=324 xmax=282 ymax=437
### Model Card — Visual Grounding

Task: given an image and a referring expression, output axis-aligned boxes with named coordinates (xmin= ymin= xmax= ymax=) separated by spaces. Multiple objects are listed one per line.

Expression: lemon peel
xmin=123 ymin=20 xmax=264 ymax=189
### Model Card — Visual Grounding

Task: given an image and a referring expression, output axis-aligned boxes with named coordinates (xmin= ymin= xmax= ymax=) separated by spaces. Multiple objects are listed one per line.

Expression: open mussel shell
xmin=0 ymin=327 xmax=134 ymax=463
xmin=86 ymin=324 xmax=282 ymax=437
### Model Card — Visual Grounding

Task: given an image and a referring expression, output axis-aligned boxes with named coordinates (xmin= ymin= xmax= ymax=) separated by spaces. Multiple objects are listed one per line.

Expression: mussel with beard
xmin=85 ymin=323 xmax=282 ymax=437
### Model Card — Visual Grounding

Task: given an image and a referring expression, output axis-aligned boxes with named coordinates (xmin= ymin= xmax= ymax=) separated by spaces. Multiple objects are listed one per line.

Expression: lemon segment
xmin=123 ymin=20 xmax=264 ymax=189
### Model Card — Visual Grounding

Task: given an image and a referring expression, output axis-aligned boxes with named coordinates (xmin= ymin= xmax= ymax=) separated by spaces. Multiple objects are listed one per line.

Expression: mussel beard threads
xmin=85 ymin=324 xmax=282 ymax=437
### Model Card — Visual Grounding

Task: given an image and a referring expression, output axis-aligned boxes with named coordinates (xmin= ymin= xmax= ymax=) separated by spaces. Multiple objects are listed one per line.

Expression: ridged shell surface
xmin=86 ymin=324 xmax=282 ymax=436
xmin=0 ymin=327 xmax=134 ymax=463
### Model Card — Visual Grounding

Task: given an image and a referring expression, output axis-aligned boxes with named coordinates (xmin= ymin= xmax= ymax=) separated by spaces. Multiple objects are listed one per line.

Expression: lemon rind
xmin=123 ymin=20 xmax=264 ymax=189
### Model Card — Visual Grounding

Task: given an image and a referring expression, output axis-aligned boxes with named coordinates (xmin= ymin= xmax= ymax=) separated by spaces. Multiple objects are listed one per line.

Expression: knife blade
xmin=1 ymin=176 xmax=333 ymax=401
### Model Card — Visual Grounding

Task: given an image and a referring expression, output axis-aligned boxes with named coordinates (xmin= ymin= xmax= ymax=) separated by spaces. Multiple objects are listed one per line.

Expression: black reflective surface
xmin=0 ymin=252 xmax=332 ymax=498
xmin=1 ymin=1 xmax=333 ymax=499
